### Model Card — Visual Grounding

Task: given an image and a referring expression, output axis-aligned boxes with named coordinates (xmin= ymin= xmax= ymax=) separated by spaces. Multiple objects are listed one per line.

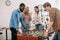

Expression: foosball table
xmin=17 ymin=29 xmax=45 ymax=40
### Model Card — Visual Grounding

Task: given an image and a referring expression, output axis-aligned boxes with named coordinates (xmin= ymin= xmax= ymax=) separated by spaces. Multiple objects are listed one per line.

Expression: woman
xmin=32 ymin=6 xmax=43 ymax=30
xmin=22 ymin=6 xmax=31 ymax=32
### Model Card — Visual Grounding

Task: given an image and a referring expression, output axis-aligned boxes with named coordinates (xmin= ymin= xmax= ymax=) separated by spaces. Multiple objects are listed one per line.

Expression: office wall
xmin=56 ymin=0 xmax=60 ymax=9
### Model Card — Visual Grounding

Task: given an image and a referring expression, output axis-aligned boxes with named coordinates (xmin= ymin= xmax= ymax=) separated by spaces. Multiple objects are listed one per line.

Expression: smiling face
xmin=34 ymin=8 xmax=39 ymax=13
xmin=34 ymin=6 xmax=39 ymax=13
xmin=19 ymin=3 xmax=25 ymax=12
xmin=19 ymin=6 xmax=25 ymax=12
xmin=43 ymin=2 xmax=51 ymax=11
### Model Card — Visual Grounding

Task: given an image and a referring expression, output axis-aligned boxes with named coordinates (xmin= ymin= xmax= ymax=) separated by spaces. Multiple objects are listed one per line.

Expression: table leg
xmin=6 ymin=29 xmax=8 ymax=40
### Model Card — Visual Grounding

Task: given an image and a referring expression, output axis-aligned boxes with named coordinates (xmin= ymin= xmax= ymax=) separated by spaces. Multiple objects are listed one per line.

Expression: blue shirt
xmin=9 ymin=9 xmax=26 ymax=30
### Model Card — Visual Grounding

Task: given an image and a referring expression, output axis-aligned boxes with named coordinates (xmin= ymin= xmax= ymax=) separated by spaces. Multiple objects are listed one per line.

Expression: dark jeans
xmin=53 ymin=30 xmax=60 ymax=40
xmin=35 ymin=24 xmax=44 ymax=30
xmin=53 ymin=33 xmax=58 ymax=40
xmin=58 ymin=30 xmax=60 ymax=40
xmin=10 ymin=27 xmax=17 ymax=40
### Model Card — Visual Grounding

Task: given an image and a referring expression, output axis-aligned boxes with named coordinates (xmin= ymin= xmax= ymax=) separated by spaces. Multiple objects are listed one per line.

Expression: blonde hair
xmin=23 ymin=6 xmax=29 ymax=14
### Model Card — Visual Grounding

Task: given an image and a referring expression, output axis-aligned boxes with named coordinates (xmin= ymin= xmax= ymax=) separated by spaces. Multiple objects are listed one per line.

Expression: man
xmin=10 ymin=3 xmax=26 ymax=40
xmin=43 ymin=2 xmax=60 ymax=40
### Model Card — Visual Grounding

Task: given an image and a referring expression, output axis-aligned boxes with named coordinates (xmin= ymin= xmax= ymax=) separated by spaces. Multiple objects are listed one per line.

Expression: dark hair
xmin=34 ymin=6 xmax=39 ymax=9
xmin=43 ymin=2 xmax=51 ymax=8
xmin=19 ymin=3 xmax=25 ymax=7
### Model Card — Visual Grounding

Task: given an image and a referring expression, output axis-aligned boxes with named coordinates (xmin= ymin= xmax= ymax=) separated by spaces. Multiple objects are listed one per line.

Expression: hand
xmin=17 ymin=30 xmax=21 ymax=34
xmin=30 ymin=23 xmax=35 ymax=27
xmin=43 ymin=32 xmax=48 ymax=38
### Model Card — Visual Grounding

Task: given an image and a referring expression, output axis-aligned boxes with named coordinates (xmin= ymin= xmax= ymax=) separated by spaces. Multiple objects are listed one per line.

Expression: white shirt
xmin=31 ymin=12 xmax=42 ymax=24
xmin=31 ymin=11 xmax=50 ymax=25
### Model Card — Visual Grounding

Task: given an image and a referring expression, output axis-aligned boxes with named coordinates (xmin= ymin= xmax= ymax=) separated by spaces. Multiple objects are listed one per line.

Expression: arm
xmin=46 ymin=22 xmax=53 ymax=32
xmin=46 ymin=12 xmax=55 ymax=32
xmin=10 ymin=11 xmax=19 ymax=31
xmin=13 ymin=12 xmax=19 ymax=30
xmin=9 ymin=13 xmax=14 ymax=28
xmin=43 ymin=22 xmax=54 ymax=38
xmin=43 ymin=12 xmax=55 ymax=38
xmin=20 ymin=14 xmax=26 ymax=29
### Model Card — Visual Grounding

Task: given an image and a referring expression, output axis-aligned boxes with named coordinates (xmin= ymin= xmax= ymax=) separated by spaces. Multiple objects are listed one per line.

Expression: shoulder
xmin=51 ymin=8 xmax=58 ymax=11
xmin=52 ymin=8 xmax=60 ymax=14
xmin=12 ymin=9 xmax=20 ymax=15
xmin=49 ymin=8 xmax=56 ymax=14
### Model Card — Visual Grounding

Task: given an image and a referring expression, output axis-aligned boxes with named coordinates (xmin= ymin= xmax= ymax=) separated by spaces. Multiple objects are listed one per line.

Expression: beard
xmin=20 ymin=9 xmax=23 ymax=12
